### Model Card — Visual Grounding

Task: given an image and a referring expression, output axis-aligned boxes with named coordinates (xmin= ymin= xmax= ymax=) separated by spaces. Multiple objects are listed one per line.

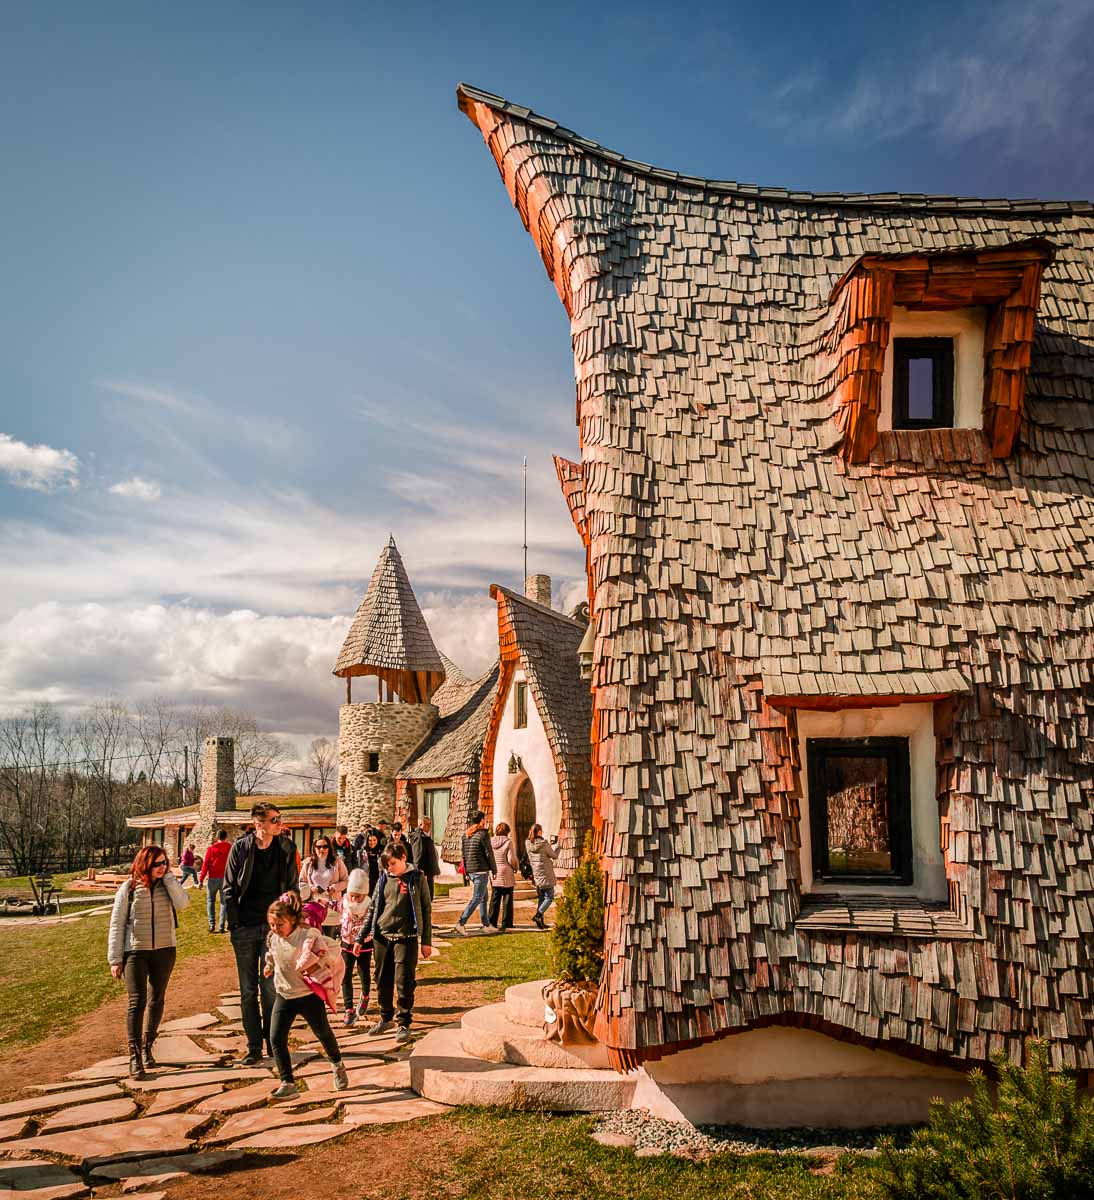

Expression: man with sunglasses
xmin=223 ymin=801 xmax=299 ymax=1065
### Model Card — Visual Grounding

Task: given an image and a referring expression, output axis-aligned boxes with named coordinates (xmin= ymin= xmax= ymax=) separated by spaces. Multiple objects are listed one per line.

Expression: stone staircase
xmin=410 ymin=980 xmax=635 ymax=1111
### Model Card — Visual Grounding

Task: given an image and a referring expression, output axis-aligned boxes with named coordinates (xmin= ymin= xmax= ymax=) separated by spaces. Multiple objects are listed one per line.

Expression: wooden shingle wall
xmin=459 ymin=86 xmax=1094 ymax=1072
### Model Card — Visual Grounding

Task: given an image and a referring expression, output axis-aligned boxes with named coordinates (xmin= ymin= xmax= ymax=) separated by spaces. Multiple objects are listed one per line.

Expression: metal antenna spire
xmin=522 ymin=456 xmax=528 ymax=584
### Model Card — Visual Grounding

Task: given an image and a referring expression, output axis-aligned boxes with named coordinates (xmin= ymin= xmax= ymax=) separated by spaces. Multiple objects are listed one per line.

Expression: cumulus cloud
xmin=109 ymin=476 xmax=162 ymax=501
xmin=0 ymin=432 xmax=79 ymax=492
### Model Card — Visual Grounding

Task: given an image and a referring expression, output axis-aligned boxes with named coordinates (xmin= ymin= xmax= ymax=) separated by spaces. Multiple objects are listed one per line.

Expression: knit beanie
xmin=347 ymin=868 xmax=369 ymax=894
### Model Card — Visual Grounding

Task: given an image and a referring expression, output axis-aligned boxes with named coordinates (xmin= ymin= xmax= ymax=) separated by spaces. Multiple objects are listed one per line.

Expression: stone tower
xmin=191 ymin=736 xmax=235 ymax=852
xmin=333 ymin=537 xmax=444 ymax=831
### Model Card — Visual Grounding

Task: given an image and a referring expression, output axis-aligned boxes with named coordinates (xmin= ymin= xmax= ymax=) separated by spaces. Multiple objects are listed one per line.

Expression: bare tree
xmin=76 ymin=698 xmax=131 ymax=857
xmin=131 ymin=697 xmax=180 ymax=809
xmin=308 ymin=737 xmax=337 ymax=792
xmin=0 ymin=704 xmax=65 ymax=873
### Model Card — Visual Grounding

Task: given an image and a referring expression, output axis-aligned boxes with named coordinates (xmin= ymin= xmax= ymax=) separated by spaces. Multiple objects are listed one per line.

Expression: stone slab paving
xmin=127 ymin=1068 xmax=269 ymax=1092
xmin=203 ymin=1104 xmax=338 ymax=1145
xmin=1 ymin=1113 xmax=207 ymax=1167
xmin=142 ymin=1036 xmax=223 ymax=1066
xmin=0 ymin=1157 xmax=88 ymax=1200
xmin=228 ymin=1122 xmax=348 ymax=1150
xmin=90 ymin=1150 xmax=245 ymax=1185
xmin=0 ymin=1116 xmax=33 ymax=1142
xmin=341 ymin=1094 xmax=450 ymax=1126
xmin=142 ymin=1084 xmax=230 ymax=1117
xmin=1 ymin=965 xmax=466 ymax=1188
xmin=38 ymin=1098 xmax=139 ymax=1132
xmin=159 ymin=1014 xmax=218 ymax=1032
xmin=0 ymin=1085 xmax=122 ymax=1120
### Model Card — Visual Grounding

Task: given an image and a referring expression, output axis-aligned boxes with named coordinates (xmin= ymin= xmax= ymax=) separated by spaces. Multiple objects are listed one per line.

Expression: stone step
xmin=410 ymin=1026 xmax=633 ymax=1112
xmin=460 ymin=1003 xmax=609 ymax=1070
xmin=503 ymin=979 xmax=550 ymax=1028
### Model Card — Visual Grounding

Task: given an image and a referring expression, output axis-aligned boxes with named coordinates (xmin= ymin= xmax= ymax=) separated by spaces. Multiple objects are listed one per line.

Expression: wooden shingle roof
xmin=334 ymin=537 xmax=445 ymax=680
xmin=459 ymin=85 xmax=1094 ymax=1073
xmin=398 ymin=662 xmax=500 ymax=781
xmin=481 ymin=585 xmax=593 ymax=870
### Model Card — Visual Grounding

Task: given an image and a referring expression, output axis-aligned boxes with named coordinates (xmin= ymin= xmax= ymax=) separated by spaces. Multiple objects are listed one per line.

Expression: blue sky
xmin=2 ymin=0 xmax=1092 ymax=753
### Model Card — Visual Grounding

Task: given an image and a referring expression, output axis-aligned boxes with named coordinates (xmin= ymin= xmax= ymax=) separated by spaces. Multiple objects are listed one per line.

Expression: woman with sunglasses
xmin=107 ymin=844 xmax=190 ymax=1079
xmin=299 ymin=836 xmax=349 ymax=933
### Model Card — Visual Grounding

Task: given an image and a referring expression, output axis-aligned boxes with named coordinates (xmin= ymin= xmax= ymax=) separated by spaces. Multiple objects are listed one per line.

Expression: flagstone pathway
xmin=0 ymin=937 xmax=466 ymax=1198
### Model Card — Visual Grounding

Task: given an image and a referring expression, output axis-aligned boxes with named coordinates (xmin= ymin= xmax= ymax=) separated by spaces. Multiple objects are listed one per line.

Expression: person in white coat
xmin=525 ymin=823 xmax=560 ymax=930
xmin=108 ymin=845 xmax=190 ymax=1079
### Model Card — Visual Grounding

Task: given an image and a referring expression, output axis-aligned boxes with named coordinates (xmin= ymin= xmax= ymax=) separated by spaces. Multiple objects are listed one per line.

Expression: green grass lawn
xmin=0 ymin=887 xmax=230 ymax=1050
xmin=419 ymin=928 xmax=551 ymax=1001
xmin=363 ymin=1108 xmax=883 ymax=1200
xmin=0 ymin=870 xmax=88 ymax=896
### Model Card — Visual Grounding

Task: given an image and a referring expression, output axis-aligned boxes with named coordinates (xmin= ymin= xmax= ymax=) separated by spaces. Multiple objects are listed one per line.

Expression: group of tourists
xmin=106 ymin=802 xmax=438 ymax=1094
xmin=454 ymin=810 xmax=559 ymax=935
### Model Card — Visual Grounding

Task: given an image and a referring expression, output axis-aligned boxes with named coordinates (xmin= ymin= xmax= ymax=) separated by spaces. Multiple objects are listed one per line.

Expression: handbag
xmin=457 ymin=861 xmax=466 ymax=877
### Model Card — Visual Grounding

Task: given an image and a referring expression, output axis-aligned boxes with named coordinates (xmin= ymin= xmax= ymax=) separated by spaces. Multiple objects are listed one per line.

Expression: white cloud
xmin=0 ymin=433 xmax=79 ymax=492
xmin=767 ymin=0 xmax=1094 ymax=160
xmin=109 ymin=476 xmax=162 ymax=501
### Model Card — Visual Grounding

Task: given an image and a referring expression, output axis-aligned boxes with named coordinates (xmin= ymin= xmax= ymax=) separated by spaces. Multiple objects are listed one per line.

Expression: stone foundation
xmin=337 ymin=703 xmax=438 ymax=832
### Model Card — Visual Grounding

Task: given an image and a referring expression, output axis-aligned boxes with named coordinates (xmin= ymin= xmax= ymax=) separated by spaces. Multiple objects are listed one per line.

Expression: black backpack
xmin=518 ymin=853 xmax=534 ymax=882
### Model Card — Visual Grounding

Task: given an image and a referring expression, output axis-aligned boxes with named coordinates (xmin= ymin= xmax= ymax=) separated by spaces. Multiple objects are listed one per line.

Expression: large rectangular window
xmin=514 ymin=682 xmax=528 ymax=729
xmin=893 ymin=337 xmax=954 ymax=429
xmin=806 ymin=738 xmax=913 ymax=885
xmin=423 ymin=787 xmax=451 ymax=842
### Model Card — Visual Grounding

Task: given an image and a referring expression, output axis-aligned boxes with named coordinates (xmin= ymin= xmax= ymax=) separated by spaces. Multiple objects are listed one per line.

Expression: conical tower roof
xmin=334 ymin=538 xmax=445 ymax=696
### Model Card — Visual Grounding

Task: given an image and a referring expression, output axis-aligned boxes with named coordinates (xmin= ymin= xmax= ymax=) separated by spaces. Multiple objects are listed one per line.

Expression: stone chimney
xmin=525 ymin=574 xmax=552 ymax=608
xmin=191 ymin=737 xmax=235 ymax=853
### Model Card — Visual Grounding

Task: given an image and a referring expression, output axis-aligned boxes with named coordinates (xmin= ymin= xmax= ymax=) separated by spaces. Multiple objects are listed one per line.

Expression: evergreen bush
xmin=876 ymin=1040 xmax=1094 ymax=1200
xmin=549 ymin=831 xmax=604 ymax=983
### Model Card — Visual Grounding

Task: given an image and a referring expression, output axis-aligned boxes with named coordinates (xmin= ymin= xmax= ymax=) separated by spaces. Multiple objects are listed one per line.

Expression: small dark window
xmin=893 ymin=337 xmax=954 ymax=429
xmin=366 ymin=752 xmax=379 ymax=773
xmin=806 ymin=738 xmax=913 ymax=885
xmin=514 ymin=682 xmax=528 ymax=729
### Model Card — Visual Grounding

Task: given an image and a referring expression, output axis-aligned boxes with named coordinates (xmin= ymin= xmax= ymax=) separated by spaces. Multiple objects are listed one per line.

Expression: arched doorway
xmin=514 ymin=776 xmax=536 ymax=851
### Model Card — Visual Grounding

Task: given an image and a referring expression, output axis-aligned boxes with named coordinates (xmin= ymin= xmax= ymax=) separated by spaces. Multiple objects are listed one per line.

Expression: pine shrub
xmin=549 ymin=831 xmax=604 ymax=983
xmin=876 ymin=1040 xmax=1094 ymax=1200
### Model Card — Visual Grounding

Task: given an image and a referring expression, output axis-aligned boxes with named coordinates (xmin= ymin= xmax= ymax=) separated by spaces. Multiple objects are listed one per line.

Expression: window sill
xmin=797 ymin=895 xmax=975 ymax=940
xmin=872 ymin=428 xmax=993 ymax=468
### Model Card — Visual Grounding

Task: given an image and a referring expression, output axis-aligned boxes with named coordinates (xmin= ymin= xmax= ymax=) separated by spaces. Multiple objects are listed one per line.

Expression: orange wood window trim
xmin=829 ymin=240 xmax=1054 ymax=462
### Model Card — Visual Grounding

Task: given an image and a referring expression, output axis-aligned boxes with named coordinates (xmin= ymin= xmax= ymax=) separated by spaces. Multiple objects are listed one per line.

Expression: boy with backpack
xmin=353 ymin=841 xmax=432 ymax=1046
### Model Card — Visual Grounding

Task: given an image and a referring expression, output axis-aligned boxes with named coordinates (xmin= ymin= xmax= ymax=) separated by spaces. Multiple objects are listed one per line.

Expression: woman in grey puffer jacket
xmin=108 ymin=845 xmax=190 ymax=1079
xmin=525 ymin=823 xmax=560 ymax=930
xmin=488 ymin=822 xmax=518 ymax=931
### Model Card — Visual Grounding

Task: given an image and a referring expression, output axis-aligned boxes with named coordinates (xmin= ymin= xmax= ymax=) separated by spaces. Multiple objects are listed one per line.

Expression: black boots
xmin=142 ymin=1036 xmax=158 ymax=1069
xmin=533 ymin=913 xmax=546 ymax=930
xmin=128 ymin=1042 xmax=147 ymax=1080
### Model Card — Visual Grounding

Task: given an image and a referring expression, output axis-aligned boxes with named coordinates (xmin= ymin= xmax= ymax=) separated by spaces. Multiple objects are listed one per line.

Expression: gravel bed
xmin=592 ymin=1109 xmax=919 ymax=1156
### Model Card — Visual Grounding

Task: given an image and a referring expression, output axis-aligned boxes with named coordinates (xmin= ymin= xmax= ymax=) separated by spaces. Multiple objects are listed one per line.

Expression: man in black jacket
xmin=223 ymin=802 xmax=299 ymax=1065
xmin=408 ymin=817 xmax=441 ymax=898
xmin=455 ymin=810 xmax=497 ymax=935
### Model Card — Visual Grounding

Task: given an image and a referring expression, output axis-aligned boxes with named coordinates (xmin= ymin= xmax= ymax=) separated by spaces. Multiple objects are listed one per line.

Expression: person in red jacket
xmin=199 ymin=829 xmax=232 ymax=933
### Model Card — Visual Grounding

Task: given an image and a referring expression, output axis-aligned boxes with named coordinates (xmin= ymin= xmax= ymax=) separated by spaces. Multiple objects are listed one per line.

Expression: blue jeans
xmin=535 ymin=886 xmax=555 ymax=919
xmin=206 ymin=877 xmax=225 ymax=931
xmin=458 ymin=872 xmax=491 ymax=926
xmin=180 ymin=866 xmax=199 ymax=886
xmin=230 ymin=923 xmax=275 ymax=1057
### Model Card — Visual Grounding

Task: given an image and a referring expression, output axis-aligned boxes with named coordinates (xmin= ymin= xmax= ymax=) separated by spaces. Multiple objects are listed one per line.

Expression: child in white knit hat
xmin=339 ymin=867 xmax=372 ymax=1026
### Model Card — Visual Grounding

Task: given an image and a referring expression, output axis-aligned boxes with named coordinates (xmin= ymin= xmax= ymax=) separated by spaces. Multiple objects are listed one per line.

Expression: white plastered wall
xmin=879 ymin=306 xmax=986 ymax=430
xmin=796 ymin=702 xmax=947 ymax=901
xmin=490 ymin=669 xmax=562 ymax=838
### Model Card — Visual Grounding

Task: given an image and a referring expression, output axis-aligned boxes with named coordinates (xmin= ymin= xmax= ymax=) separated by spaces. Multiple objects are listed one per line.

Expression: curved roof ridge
xmin=457 ymin=82 xmax=1093 ymax=216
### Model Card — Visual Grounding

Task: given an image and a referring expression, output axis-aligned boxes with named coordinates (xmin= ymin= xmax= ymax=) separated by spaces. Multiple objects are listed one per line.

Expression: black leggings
xmin=341 ymin=946 xmax=371 ymax=1009
xmin=123 ymin=947 xmax=176 ymax=1045
xmin=270 ymin=993 xmax=342 ymax=1083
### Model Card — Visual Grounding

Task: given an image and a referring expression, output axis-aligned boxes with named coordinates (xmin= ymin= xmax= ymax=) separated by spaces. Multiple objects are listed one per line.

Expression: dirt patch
xmin=2 ymin=947 xmax=239 ymax=1097
xmin=164 ymin=1116 xmax=455 ymax=1200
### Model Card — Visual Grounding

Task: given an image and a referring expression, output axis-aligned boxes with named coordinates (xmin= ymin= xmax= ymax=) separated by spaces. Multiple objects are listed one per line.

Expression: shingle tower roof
xmin=334 ymin=536 xmax=445 ymax=702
